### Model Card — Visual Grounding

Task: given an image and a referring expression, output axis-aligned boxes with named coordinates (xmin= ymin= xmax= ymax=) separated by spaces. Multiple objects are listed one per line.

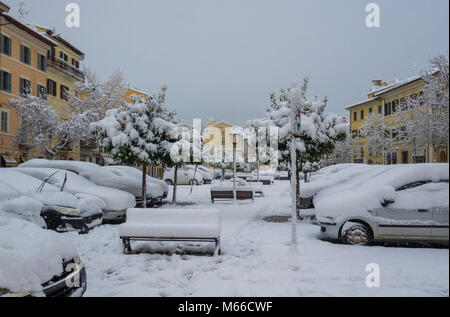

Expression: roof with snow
xmin=346 ymin=75 xmax=424 ymax=110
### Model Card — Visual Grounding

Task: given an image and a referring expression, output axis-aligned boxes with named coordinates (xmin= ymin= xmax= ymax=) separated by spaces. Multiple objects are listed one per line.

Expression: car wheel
xmin=342 ymin=222 xmax=371 ymax=246
xmin=165 ymin=179 xmax=173 ymax=186
xmin=190 ymin=179 xmax=198 ymax=186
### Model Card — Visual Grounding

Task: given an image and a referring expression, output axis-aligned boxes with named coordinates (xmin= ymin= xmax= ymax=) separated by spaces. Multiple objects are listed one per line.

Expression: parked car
xmin=316 ymin=164 xmax=449 ymax=246
xmin=163 ymin=166 xmax=204 ymax=185
xmin=20 ymin=160 xmax=165 ymax=208
xmin=102 ymin=166 xmax=169 ymax=205
xmin=0 ymin=214 xmax=87 ymax=297
xmin=0 ymin=169 xmax=103 ymax=234
xmin=191 ymin=165 xmax=213 ymax=184
xmin=14 ymin=167 xmax=136 ymax=224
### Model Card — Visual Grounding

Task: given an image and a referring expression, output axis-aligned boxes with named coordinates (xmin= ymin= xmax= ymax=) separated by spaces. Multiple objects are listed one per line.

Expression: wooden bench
xmin=210 ymin=186 xmax=254 ymax=203
xmin=119 ymin=209 xmax=222 ymax=256
xmin=248 ymin=179 xmax=272 ymax=185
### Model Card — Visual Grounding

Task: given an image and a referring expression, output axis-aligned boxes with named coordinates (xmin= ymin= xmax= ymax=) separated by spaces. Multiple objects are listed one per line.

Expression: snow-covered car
xmin=163 ymin=166 xmax=204 ymax=185
xmin=315 ymin=164 xmax=449 ymax=246
xmin=0 ymin=169 xmax=103 ymax=233
xmin=300 ymin=164 xmax=374 ymax=209
xmin=0 ymin=214 xmax=87 ymax=297
xmin=191 ymin=165 xmax=213 ymax=184
xmin=14 ymin=167 xmax=136 ymax=224
xmin=102 ymin=166 xmax=168 ymax=205
xmin=20 ymin=159 xmax=164 ymax=208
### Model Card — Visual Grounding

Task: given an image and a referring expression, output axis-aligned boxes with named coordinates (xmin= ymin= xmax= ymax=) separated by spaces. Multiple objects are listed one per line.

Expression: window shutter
xmin=0 ymin=71 xmax=3 ymax=90
xmin=43 ymin=57 xmax=47 ymax=71
xmin=0 ymin=35 xmax=4 ymax=53
xmin=6 ymin=73 xmax=11 ymax=92
xmin=37 ymin=54 xmax=41 ymax=71
xmin=20 ymin=45 xmax=24 ymax=62
xmin=7 ymin=37 xmax=11 ymax=56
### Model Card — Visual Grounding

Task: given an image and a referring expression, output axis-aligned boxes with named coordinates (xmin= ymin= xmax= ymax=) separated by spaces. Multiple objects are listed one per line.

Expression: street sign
xmin=292 ymin=106 xmax=302 ymax=137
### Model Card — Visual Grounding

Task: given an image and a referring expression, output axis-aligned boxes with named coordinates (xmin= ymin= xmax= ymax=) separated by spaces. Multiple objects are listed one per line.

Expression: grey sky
xmin=4 ymin=0 xmax=449 ymax=126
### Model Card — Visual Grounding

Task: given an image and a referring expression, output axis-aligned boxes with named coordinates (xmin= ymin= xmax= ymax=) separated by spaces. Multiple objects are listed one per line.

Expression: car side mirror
xmin=381 ymin=199 xmax=395 ymax=207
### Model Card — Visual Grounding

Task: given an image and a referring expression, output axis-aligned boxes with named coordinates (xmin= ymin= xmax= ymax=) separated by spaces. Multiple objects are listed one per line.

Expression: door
xmin=376 ymin=207 xmax=433 ymax=237
xmin=432 ymin=207 xmax=449 ymax=238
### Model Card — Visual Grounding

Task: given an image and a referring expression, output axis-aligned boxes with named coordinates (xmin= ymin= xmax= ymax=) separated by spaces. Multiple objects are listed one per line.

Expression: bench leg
xmin=214 ymin=238 xmax=221 ymax=256
xmin=123 ymin=238 xmax=132 ymax=254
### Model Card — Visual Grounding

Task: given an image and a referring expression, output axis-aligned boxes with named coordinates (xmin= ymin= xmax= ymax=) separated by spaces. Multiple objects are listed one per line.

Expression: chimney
xmin=0 ymin=1 xmax=10 ymax=13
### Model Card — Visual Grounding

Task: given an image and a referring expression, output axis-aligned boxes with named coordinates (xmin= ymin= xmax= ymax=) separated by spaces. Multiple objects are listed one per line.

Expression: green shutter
xmin=0 ymin=35 xmax=4 ymax=54
xmin=20 ymin=45 xmax=24 ymax=62
xmin=43 ymin=57 xmax=47 ymax=71
xmin=7 ymin=37 xmax=11 ymax=56
xmin=0 ymin=71 xmax=3 ymax=90
xmin=6 ymin=73 xmax=11 ymax=92
xmin=20 ymin=78 xmax=24 ymax=94
xmin=37 ymin=54 xmax=42 ymax=71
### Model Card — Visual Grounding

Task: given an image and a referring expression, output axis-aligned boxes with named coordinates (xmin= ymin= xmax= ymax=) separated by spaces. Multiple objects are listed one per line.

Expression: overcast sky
xmin=4 ymin=0 xmax=449 ymax=125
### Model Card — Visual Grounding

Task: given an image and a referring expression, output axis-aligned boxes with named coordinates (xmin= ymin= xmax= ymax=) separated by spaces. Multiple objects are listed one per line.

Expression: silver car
xmin=317 ymin=164 xmax=449 ymax=246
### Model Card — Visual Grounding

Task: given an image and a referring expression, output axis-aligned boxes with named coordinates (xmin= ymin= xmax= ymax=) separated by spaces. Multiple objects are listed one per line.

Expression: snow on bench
xmin=249 ymin=182 xmax=264 ymax=197
xmin=210 ymin=185 xmax=254 ymax=203
xmin=119 ymin=209 xmax=222 ymax=256
xmin=247 ymin=176 xmax=274 ymax=185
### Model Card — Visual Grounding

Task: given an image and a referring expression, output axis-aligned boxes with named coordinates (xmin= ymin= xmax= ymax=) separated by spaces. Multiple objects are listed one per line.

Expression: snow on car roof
xmin=20 ymin=159 xmax=161 ymax=198
xmin=315 ymin=164 xmax=449 ymax=223
xmin=15 ymin=167 xmax=135 ymax=211
xmin=0 ymin=169 xmax=58 ymax=196
xmin=0 ymin=182 xmax=19 ymax=202
xmin=0 ymin=214 xmax=77 ymax=295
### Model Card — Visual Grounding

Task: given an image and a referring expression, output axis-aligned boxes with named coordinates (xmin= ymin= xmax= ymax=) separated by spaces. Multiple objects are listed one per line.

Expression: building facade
xmin=1 ymin=4 xmax=55 ymax=167
xmin=347 ymin=76 xmax=449 ymax=165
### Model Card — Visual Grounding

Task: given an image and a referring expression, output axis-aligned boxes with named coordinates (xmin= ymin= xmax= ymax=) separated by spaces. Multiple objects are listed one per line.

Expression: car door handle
xmin=418 ymin=209 xmax=429 ymax=212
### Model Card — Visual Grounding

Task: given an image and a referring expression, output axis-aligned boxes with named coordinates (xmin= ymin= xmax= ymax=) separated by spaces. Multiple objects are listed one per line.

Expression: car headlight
xmin=52 ymin=206 xmax=82 ymax=216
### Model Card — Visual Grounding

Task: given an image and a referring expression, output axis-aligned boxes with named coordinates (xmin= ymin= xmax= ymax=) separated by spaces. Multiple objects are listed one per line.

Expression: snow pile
xmin=0 ymin=169 xmax=58 ymax=196
xmin=0 ymin=183 xmax=19 ymax=202
xmin=0 ymin=196 xmax=45 ymax=228
xmin=0 ymin=214 xmax=77 ymax=295
xmin=391 ymin=183 xmax=449 ymax=210
xmin=315 ymin=164 xmax=449 ymax=223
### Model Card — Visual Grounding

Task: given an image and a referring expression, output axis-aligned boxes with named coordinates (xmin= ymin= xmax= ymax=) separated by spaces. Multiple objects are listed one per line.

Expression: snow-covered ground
xmin=63 ymin=181 xmax=449 ymax=297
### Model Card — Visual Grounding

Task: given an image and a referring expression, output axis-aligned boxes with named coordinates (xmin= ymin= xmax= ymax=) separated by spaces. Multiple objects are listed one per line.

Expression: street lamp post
xmin=231 ymin=133 xmax=237 ymax=202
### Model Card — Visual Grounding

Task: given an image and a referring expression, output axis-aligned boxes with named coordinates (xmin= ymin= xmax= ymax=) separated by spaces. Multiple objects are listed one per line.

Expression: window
xmin=0 ymin=34 xmax=12 ymax=56
xmin=19 ymin=78 xmax=31 ymax=95
xmin=20 ymin=45 xmax=31 ymax=64
xmin=378 ymin=105 xmax=382 ymax=114
xmin=360 ymin=147 xmax=364 ymax=158
xmin=368 ymin=146 xmax=373 ymax=157
xmin=60 ymin=51 xmax=68 ymax=62
xmin=0 ymin=111 xmax=8 ymax=133
xmin=396 ymin=181 xmax=431 ymax=192
xmin=369 ymin=108 xmax=373 ymax=114
xmin=47 ymin=79 xmax=57 ymax=97
xmin=0 ymin=70 xmax=12 ymax=92
xmin=37 ymin=84 xmax=47 ymax=100
xmin=352 ymin=130 xmax=358 ymax=138
xmin=400 ymin=97 xmax=408 ymax=110
xmin=384 ymin=102 xmax=392 ymax=116
xmin=419 ymin=91 xmax=425 ymax=106
xmin=392 ymin=128 xmax=399 ymax=140
xmin=392 ymin=100 xmax=399 ymax=113
xmin=360 ymin=110 xmax=364 ymax=120
xmin=71 ymin=58 xmax=80 ymax=69
xmin=60 ymin=84 xmax=69 ymax=100
xmin=353 ymin=112 xmax=357 ymax=122
xmin=37 ymin=53 xmax=47 ymax=72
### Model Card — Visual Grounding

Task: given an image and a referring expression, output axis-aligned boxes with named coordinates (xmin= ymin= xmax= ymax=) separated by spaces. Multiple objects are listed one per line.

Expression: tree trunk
xmin=142 ymin=163 xmax=147 ymax=208
xmin=172 ymin=166 xmax=178 ymax=204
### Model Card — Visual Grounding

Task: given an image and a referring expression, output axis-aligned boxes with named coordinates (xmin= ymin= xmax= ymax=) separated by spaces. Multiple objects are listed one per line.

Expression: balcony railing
xmin=49 ymin=57 xmax=85 ymax=81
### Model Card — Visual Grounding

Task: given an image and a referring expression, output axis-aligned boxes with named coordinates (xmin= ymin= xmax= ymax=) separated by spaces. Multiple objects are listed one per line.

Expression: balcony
xmin=49 ymin=57 xmax=85 ymax=81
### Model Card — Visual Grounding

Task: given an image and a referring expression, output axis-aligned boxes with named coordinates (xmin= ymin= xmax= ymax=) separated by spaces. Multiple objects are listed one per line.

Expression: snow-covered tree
xmin=90 ymin=86 xmax=179 ymax=206
xmin=408 ymin=54 xmax=449 ymax=162
xmin=360 ymin=113 xmax=392 ymax=164
xmin=9 ymin=95 xmax=81 ymax=159
xmin=251 ymin=78 xmax=349 ymax=214
xmin=68 ymin=67 xmax=128 ymax=143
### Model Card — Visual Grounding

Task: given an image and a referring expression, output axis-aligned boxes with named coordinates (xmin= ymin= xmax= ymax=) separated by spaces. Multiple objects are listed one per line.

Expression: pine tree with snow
xmin=90 ymin=86 xmax=179 ymax=206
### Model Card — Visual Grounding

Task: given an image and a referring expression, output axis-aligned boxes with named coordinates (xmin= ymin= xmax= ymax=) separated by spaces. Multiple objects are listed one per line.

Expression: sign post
xmin=288 ymin=83 xmax=302 ymax=255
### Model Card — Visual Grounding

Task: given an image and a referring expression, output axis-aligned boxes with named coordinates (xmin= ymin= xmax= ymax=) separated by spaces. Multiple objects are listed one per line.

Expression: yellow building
xmin=34 ymin=26 xmax=85 ymax=161
xmin=347 ymin=76 xmax=449 ymax=165
xmin=1 ymin=4 xmax=55 ymax=167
